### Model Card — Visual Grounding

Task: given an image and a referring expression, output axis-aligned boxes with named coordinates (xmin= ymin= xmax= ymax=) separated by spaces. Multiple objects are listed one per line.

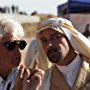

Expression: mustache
xmin=47 ymin=47 xmax=61 ymax=54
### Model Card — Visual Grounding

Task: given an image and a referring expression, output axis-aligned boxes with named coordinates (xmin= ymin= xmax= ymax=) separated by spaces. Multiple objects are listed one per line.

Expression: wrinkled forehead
xmin=0 ymin=32 xmax=21 ymax=42
xmin=0 ymin=28 xmax=24 ymax=41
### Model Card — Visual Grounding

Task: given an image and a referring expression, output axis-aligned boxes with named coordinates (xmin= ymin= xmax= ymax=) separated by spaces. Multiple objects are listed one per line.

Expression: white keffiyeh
xmin=36 ymin=18 xmax=90 ymax=59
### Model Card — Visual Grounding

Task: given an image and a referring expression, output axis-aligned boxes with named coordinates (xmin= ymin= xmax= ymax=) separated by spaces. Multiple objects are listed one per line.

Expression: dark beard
xmin=47 ymin=48 xmax=62 ymax=63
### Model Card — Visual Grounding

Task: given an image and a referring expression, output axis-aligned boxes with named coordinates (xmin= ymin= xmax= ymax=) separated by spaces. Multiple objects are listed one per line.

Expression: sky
xmin=0 ymin=0 xmax=68 ymax=15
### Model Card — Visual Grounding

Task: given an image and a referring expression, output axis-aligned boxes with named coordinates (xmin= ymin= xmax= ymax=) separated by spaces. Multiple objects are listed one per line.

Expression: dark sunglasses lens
xmin=17 ymin=40 xmax=27 ymax=50
xmin=4 ymin=41 xmax=16 ymax=51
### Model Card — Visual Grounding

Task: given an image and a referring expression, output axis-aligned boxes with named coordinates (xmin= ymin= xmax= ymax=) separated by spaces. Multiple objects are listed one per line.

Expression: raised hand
xmin=13 ymin=65 xmax=26 ymax=90
xmin=23 ymin=59 xmax=44 ymax=90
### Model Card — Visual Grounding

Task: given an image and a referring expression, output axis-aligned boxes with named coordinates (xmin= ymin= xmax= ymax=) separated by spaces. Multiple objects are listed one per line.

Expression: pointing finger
xmin=33 ymin=59 xmax=39 ymax=69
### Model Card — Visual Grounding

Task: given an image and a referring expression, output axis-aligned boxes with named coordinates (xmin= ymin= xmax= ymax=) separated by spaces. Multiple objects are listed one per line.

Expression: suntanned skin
xmin=14 ymin=59 xmax=44 ymax=90
xmin=0 ymin=33 xmax=21 ymax=80
xmin=39 ymin=28 xmax=77 ymax=66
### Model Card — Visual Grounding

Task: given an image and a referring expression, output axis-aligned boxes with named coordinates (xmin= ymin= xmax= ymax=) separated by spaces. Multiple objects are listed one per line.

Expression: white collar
xmin=56 ymin=54 xmax=81 ymax=74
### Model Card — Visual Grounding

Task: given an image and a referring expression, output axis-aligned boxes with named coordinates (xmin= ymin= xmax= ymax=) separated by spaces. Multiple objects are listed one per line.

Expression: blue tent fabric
xmin=57 ymin=0 xmax=90 ymax=36
xmin=68 ymin=0 xmax=90 ymax=13
xmin=69 ymin=0 xmax=90 ymax=3
xmin=57 ymin=0 xmax=90 ymax=16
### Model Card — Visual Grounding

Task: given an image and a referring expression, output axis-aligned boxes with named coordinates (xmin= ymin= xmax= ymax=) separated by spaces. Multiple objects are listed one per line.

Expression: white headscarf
xmin=36 ymin=18 xmax=90 ymax=59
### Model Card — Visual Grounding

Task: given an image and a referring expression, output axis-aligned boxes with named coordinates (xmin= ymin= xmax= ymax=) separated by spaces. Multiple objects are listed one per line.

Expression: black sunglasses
xmin=3 ymin=40 xmax=27 ymax=51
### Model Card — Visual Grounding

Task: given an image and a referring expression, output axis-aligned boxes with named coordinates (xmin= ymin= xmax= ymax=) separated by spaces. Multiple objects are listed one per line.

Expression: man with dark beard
xmin=35 ymin=18 xmax=90 ymax=90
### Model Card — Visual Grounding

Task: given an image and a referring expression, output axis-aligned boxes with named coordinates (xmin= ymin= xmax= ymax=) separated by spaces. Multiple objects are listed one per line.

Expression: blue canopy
xmin=69 ymin=0 xmax=90 ymax=3
xmin=57 ymin=0 xmax=90 ymax=34
xmin=68 ymin=0 xmax=90 ymax=13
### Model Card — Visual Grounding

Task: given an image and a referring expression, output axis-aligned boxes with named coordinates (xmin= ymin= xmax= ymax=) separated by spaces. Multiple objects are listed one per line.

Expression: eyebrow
xmin=50 ymin=32 xmax=60 ymax=37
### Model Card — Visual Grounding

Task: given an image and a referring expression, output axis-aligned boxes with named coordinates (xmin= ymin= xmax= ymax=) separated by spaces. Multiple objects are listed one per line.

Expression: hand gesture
xmin=13 ymin=65 xmax=27 ymax=90
xmin=23 ymin=59 xmax=44 ymax=90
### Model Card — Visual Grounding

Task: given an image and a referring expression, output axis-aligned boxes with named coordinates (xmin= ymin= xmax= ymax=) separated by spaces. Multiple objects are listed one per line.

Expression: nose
xmin=46 ymin=41 xmax=54 ymax=48
xmin=13 ymin=45 xmax=21 ymax=55
xmin=48 ymin=43 xmax=52 ymax=46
